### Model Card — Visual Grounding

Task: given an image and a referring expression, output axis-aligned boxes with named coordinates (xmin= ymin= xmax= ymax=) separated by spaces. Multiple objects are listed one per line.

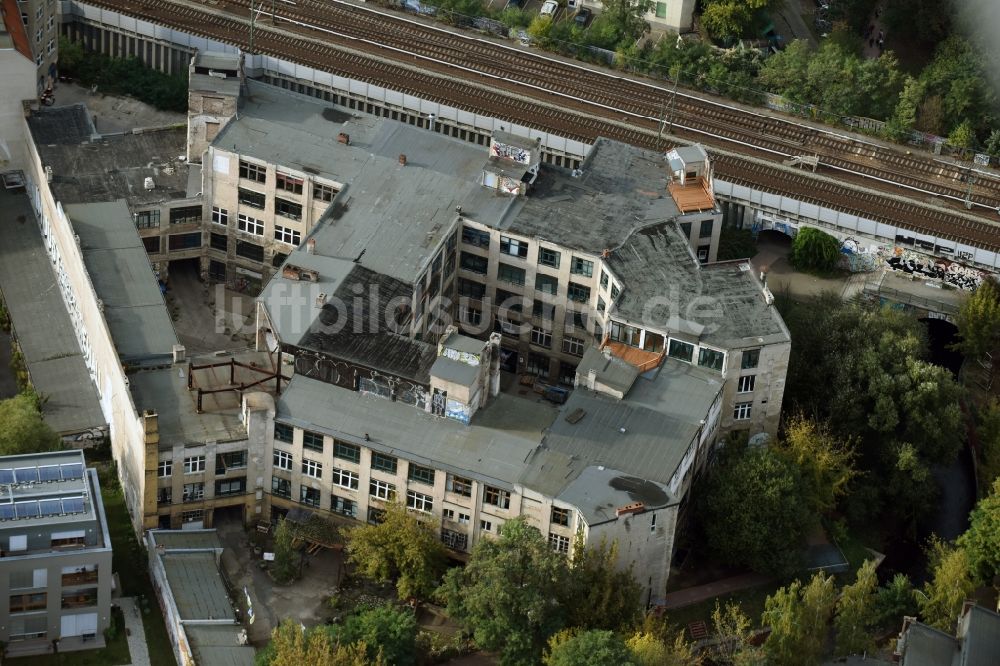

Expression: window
xmin=480 ymin=519 xmax=493 ymax=533
xmin=216 ymin=450 xmax=247 ymax=472
xmin=741 ymin=349 xmax=760 ymax=369
xmin=10 ymin=568 xmax=47 ymax=590
xmin=699 ymin=219 xmax=714 ymax=238
xmin=168 ymin=232 xmax=202 ymax=251
xmin=549 ymin=533 xmax=570 ymax=554
xmin=209 ymin=232 xmax=228 ymax=252
xmin=738 ymin=375 xmax=756 ymax=393
xmin=302 ymin=459 xmax=323 ymax=479
xmin=215 ymin=478 xmax=246 ymax=496
xmin=570 ymin=257 xmax=593 ymax=277
xmin=271 ymin=476 xmax=291 ymax=498
xmin=698 ymin=347 xmax=724 ymax=372
xmin=610 ymin=284 xmax=620 ymax=300
xmin=600 ymin=270 xmax=610 ymax=288
xmin=643 ymin=332 xmax=665 ymax=353
xmin=368 ymin=507 xmax=386 ymax=524
xmin=597 ymin=296 xmax=606 ymax=313
xmin=182 ymin=510 xmax=204 ymax=524
xmin=668 ymin=339 xmax=694 ymax=362
xmin=274 ymin=225 xmax=301 ymax=245
xmin=457 ymin=512 xmax=471 ymax=525
xmin=446 ymin=474 xmax=473 ymax=497
xmin=460 ymin=252 xmax=488 ymax=275
xmin=458 ymin=279 xmax=486 ymax=299
xmin=8 ymin=534 xmax=26 ymax=552
xmin=443 ymin=508 xmax=456 ymax=521
xmin=462 ymin=225 xmax=490 ymax=248
xmin=535 ymin=273 xmax=558 ymax=295
xmin=371 ymin=452 xmax=398 ymax=475
xmin=61 ymin=587 xmax=98 ymax=609
xmin=157 ymin=487 xmax=172 ymax=505
xmin=158 ymin=459 xmax=172 ymax=477
xmin=462 ymin=306 xmax=482 ymax=326
xmin=697 ymin=246 xmax=710 ymax=263
xmin=531 ymin=326 xmax=552 ymax=348
xmin=142 ymin=236 xmax=160 ymax=254
xmin=538 ymin=247 xmax=561 ymax=268
xmin=211 ymin=206 xmax=229 ymax=225
xmin=610 ymin=321 xmax=641 ymax=347
xmin=562 ymin=336 xmax=585 ymax=357
xmin=239 ymin=160 xmax=266 ymax=183
xmin=369 ymin=479 xmax=396 ymax=501
xmin=734 ymin=402 xmax=752 ymax=420
xmin=183 ymin=482 xmax=205 ymax=502
xmin=497 ymin=263 xmax=526 ymax=286
xmin=302 ymin=430 xmax=325 ymax=452
xmin=237 ymin=214 xmax=264 ymax=236
xmin=334 ymin=440 xmax=361 ymax=464
xmin=313 ymin=182 xmax=337 ymax=202
xmin=238 ymin=188 xmax=266 ymax=209
xmin=273 ymin=450 xmax=293 ymax=471
xmin=274 ymin=422 xmax=294 ymax=443
xmin=406 ymin=490 xmax=433 ymax=512
xmin=484 ymin=486 xmax=511 ymax=509
xmin=46 ymin=38 xmax=54 ymax=55
xmin=527 ymin=352 xmax=550 ymax=378
xmin=135 ymin=209 xmax=160 ymax=228
xmin=170 ymin=205 xmax=202 ymax=225
xmin=680 ymin=222 xmax=692 ymax=238
xmin=533 ymin=300 xmax=553 ymax=321
xmin=567 ymin=282 xmax=591 ymax=303
xmin=183 ymin=456 xmax=205 ymax=474
xmin=276 ymin=172 xmax=304 ymax=194
xmin=551 ymin=506 xmax=571 ymax=526
xmin=235 ymin=240 xmax=264 ymax=262
xmin=300 ymin=486 xmax=321 ymax=507
xmin=331 ymin=495 xmax=357 ymax=518
xmin=408 ymin=464 xmax=436 ymax=486
xmin=275 ymin=198 xmax=302 ymax=221
xmin=209 ymin=260 xmax=226 ymax=282
xmin=9 ymin=593 xmax=47 ymax=612
xmin=558 ymin=362 xmax=577 ymax=388
xmin=500 ymin=235 xmax=528 ymax=258
xmin=332 ymin=468 xmax=359 ymax=490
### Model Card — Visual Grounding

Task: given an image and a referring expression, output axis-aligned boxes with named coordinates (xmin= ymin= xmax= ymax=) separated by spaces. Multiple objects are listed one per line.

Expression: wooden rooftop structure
xmin=667 ymin=177 xmax=715 ymax=213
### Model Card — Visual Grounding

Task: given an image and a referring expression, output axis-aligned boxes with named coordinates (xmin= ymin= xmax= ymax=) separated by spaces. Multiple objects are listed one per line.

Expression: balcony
xmin=62 ymin=570 xmax=99 ymax=587
xmin=61 ymin=589 xmax=98 ymax=609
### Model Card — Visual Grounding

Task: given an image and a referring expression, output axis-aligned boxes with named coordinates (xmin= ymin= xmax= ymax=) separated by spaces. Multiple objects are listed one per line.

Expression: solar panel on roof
xmin=38 ymin=466 xmax=61 ymax=482
xmin=61 ymin=497 xmax=85 ymax=514
xmin=60 ymin=463 xmax=83 ymax=480
xmin=39 ymin=500 xmax=61 ymax=517
xmin=0 ymin=469 xmax=14 ymax=484
xmin=15 ymin=467 xmax=39 ymax=484
xmin=16 ymin=502 xmax=39 ymax=518
xmin=0 ymin=504 xmax=15 ymax=520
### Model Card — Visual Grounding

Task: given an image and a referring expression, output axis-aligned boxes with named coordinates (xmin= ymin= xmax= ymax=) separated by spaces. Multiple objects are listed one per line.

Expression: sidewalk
xmin=118 ymin=597 xmax=152 ymax=666
xmin=662 ymin=572 xmax=772 ymax=610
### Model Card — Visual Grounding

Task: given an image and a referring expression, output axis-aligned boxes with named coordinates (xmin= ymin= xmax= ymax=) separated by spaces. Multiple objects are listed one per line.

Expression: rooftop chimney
xmin=398 ymin=154 xmax=407 ymax=166
xmin=616 ymin=502 xmax=645 ymax=518
xmin=337 ymin=133 xmax=350 ymax=145
xmin=172 ymin=344 xmax=186 ymax=363
xmin=307 ymin=238 xmax=316 ymax=254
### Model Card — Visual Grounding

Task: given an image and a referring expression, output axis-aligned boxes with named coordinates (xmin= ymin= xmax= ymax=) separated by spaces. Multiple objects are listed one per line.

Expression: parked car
xmin=540 ymin=0 xmax=558 ymax=18
xmin=574 ymin=6 xmax=591 ymax=26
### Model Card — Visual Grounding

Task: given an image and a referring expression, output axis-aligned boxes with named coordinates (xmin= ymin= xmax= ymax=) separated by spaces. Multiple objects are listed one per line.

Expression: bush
xmin=790 ymin=227 xmax=841 ymax=275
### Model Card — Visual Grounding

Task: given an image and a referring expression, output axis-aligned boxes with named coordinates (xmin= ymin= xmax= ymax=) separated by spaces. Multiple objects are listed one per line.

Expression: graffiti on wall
xmin=875 ymin=244 xmax=986 ymax=291
xmin=490 ymin=142 xmax=531 ymax=165
xmin=838 ymin=237 xmax=879 ymax=273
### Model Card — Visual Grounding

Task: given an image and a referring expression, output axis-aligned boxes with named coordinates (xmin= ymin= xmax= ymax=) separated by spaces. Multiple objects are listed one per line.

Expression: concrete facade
xmin=0 ymin=451 xmax=113 ymax=655
xmin=18 ymin=0 xmax=59 ymax=92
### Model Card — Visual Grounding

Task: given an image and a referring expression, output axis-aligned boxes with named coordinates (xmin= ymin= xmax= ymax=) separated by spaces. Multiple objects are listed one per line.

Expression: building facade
xmin=0 ymin=451 xmax=113 ymax=653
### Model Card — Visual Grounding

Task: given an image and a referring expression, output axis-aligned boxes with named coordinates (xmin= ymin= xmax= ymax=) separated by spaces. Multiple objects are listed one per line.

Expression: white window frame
xmin=406 ymin=490 xmax=433 ymax=513
xmin=273 ymin=450 xmax=293 ymax=471
xmin=479 ymin=519 xmax=493 ymax=533
xmin=301 ymin=459 xmax=323 ymax=479
xmin=549 ymin=533 xmax=570 ymax=554
xmin=332 ymin=467 xmax=359 ymax=490
xmin=737 ymin=375 xmax=756 ymax=393
xmin=273 ymin=225 xmax=302 ymax=245
xmin=734 ymin=401 xmax=752 ymax=420
xmin=183 ymin=456 xmax=205 ymax=474
xmin=182 ymin=482 xmax=205 ymax=501
xmin=237 ymin=214 xmax=264 ymax=236
xmin=483 ymin=486 xmax=511 ymax=510
xmin=211 ymin=206 xmax=229 ymax=225
xmin=157 ymin=459 xmax=172 ymax=477
xmin=370 ymin=479 xmax=396 ymax=501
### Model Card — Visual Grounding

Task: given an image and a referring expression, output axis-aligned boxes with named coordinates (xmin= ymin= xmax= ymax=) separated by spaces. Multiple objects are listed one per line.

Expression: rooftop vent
xmin=337 ymin=133 xmax=350 ymax=145
xmin=616 ymin=502 xmax=645 ymax=517
xmin=565 ymin=408 xmax=586 ymax=424
xmin=307 ymin=238 xmax=316 ymax=254
xmin=399 ymin=154 xmax=407 ymax=166
xmin=315 ymin=293 xmax=328 ymax=308
xmin=144 ymin=177 xmax=155 ymax=190
xmin=282 ymin=264 xmax=319 ymax=282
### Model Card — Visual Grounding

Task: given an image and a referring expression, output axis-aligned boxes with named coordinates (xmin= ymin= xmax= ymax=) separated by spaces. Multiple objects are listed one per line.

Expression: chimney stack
xmin=172 ymin=344 xmax=186 ymax=364
xmin=307 ymin=238 xmax=316 ymax=254
xmin=398 ymin=154 xmax=407 ymax=166
xmin=337 ymin=133 xmax=350 ymax=145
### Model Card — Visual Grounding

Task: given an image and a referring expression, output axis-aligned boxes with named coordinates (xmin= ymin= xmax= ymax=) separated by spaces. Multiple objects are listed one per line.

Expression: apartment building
xmin=0 ymin=450 xmax=113 ymax=655
xmin=11 ymin=0 xmax=58 ymax=92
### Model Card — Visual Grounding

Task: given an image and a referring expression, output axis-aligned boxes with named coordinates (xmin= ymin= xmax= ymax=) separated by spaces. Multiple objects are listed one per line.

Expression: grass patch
xmin=89 ymin=457 xmax=177 ymax=666
xmin=664 ymin=581 xmax=778 ymax=635
xmin=7 ymin=607 xmax=130 ymax=665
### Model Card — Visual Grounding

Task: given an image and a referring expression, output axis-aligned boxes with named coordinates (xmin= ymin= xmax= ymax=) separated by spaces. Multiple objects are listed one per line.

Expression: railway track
xmin=77 ymin=0 xmax=1000 ymax=252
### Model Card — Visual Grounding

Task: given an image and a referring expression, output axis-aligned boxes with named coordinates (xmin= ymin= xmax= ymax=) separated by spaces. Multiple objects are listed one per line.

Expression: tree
xmin=976 ymin=399 xmax=1000 ymax=486
xmin=874 ymin=573 xmax=917 ymax=629
xmin=440 ymin=517 xmax=567 ymax=666
xmin=834 ymin=560 xmax=879 ymax=656
xmin=0 ymin=393 xmax=61 ymax=456
xmin=701 ymin=444 xmax=812 ymax=576
xmin=599 ymin=0 xmax=653 ymax=46
xmin=544 ymin=630 xmax=634 ymax=666
xmin=790 ymin=227 xmax=841 ymax=274
xmin=985 ymin=129 xmax=1000 ymax=157
xmin=917 ymin=538 xmax=976 ymax=632
xmin=328 ymin=605 xmax=417 ymax=666
xmin=958 ymin=478 xmax=1000 ymax=582
xmin=777 ymin=415 xmax=856 ymax=514
xmin=762 ymin=572 xmax=837 ymax=666
xmin=711 ymin=601 xmax=765 ymax=665
xmin=700 ymin=1 xmax=753 ymax=42
xmin=626 ymin=630 xmax=702 ymax=666
xmin=272 ymin=518 xmax=299 ymax=585
xmin=948 ymin=120 xmax=976 ymax=149
xmin=257 ymin=619 xmax=383 ymax=666
xmin=953 ymin=277 xmax=1000 ymax=360
xmin=345 ymin=501 xmax=447 ymax=600
xmin=563 ymin=535 xmax=641 ymax=631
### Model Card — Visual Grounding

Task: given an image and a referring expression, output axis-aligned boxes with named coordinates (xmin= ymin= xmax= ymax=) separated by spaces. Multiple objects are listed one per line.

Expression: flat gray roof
xmin=189 ymin=73 xmax=240 ymax=97
xmin=193 ymin=51 xmax=239 ymax=72
xmin=223 ymin=82 xmax=509 ymax=283
xmin=0 ymin=450 xmax=99 ymax=528
xmin=576 ymin=347 xmax=639 ymax=395
xmin=557 ymin=466 xmax=672 ymax=526
xmin=150 ymin=529 xmax=222 ymax=551
xmin=0 ymin=189 xmax=105 ymax=435
xmin=65 ymin=200 xmax=179 ymax=363
xmin=28 ymin=107 xmax=193 ymax=208
xmin=963 ymin=605 xmax=1000 ymax=665
xmin=185 ymin=625 xmax=255 ymax=666
xmin=901 ymin=622 xmax=957 ymax=666
xmin=430 ymin=356 xmax=478 ymax=386
xmin=129 ymin=352 xmax=279 ymax=447
xmin=498 ymin=138 xmax=681 ymax=254
xmin=161 ymin=552 xmax=235 ymax=621
xmin=278 ymin=375 xmax=554 ymax=487
xmin=606 ymin=223 xmax=788 ymax=347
